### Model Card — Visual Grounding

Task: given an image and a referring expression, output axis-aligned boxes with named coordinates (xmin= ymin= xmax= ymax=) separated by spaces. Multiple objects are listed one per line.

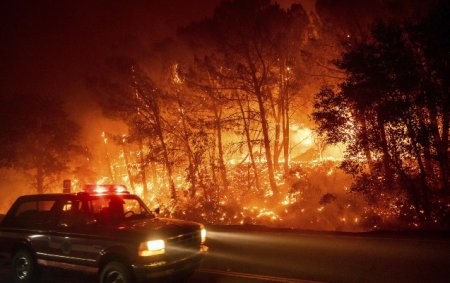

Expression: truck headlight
xmin=201 ymin=228 xmax=206 ymax=244
xmin=138 ymin=239 xmax=165 ymax=256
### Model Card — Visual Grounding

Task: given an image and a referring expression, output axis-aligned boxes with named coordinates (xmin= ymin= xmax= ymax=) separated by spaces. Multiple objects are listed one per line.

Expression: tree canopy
xmin=0 ymin=95 xmax=82 ymax=193
xmin=313 ymin=1 xmax=450 ymax=226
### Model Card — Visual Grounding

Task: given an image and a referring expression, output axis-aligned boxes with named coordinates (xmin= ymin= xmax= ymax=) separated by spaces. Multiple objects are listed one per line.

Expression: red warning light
xmin=83 ymin=184 xmax=129 ymax=195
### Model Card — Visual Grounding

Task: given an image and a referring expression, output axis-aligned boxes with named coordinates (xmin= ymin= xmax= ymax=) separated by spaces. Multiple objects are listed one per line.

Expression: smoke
xmin=0 ymin=169 xmax=30 ymax=214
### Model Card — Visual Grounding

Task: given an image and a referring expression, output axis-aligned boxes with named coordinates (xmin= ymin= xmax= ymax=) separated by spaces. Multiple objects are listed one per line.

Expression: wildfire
xmin=78 ymin=127 xmax=392 ymax=232
xmin=101 ymin=131 xmax=108 ymax=144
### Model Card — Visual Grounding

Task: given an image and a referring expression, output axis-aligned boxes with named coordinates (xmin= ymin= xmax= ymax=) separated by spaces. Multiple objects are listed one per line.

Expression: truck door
xmin=1 ymin=197 xmax=59 ymax=263
xmin=49 ymin=197 xmax=99 ymax=267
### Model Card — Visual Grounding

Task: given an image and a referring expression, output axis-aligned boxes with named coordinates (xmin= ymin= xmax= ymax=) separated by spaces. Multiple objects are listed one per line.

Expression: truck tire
xmin=100 ymin=261 xmax=135 ymax=283
xmin=11 ymin=249 xmax=40 ymax=283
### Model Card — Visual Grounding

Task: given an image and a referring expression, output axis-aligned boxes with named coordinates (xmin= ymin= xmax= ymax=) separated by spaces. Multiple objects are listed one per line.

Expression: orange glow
xmin=83 ymin=184 xmax=128 ymax=195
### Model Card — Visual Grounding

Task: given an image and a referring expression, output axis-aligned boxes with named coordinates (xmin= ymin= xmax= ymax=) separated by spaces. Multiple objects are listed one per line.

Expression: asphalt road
xmin=1 ymin=226 xmax=450 ymax=283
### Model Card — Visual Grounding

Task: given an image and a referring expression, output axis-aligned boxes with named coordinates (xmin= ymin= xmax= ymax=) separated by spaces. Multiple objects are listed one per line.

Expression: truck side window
xmin=15 ymin=201 xmax=38 ymax=216
xmin=57 ymin=199 xmax=92 ymax=227
xmin=12 ymin=200 xmax=57 ymax=228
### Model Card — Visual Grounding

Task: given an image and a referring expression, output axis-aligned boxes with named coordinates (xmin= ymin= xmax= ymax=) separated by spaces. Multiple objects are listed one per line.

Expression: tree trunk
xmin=255 ymin=88 xmax=278 ymax=196
xmin=359 ymin=115 xmax=374 ymax=172
xmin=121 ymin=143 xmax=135 ymax=194
xmin=405 ymin=120 xmax=430 ymax=221
xmin=418 ymin=113 xmax=435 ymax=179
xmin=273 ymin=121 xmax=281 ymax=171
xmin=138 ymin=138 xmax=148 ymax=201
xmin=150 ymin=160 xmax=157 ymax=192
xmin=422 ymin=144 xmax=434 ymax=179
xmin=377 ymin=117 xmax=394 ymax=186
xmin=442 ymin=108 xmax=449 ymax=194
xmin=154 ymin=111 xmax=176 ymax=200
xmin=176 ymin=94 xmax=197 ymax=198
xmin=208 ymin=140 xmax=218 ymax=189
xmin=269 ymin=89 xmax=281 ymax=171
xmin=282 ymin=74 xmax=290 ymax=176
xmin=156 ymin=127 xmax=176 ymax=200
xmin=237 ymin=93 xmax=261 ymax=191
xmin=395 ymin=164 xmax=422 ymax=218
xmin=103 ymin=137 xmax=115 ymax=183
xmin=214 ymin=105 xmax=228 ymax=190
xmin=430 ymin=105 xmax=449 ymax=193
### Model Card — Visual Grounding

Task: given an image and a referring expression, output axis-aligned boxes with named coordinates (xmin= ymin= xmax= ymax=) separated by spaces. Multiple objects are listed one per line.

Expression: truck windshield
xmin=90 ymin=195 xmax=153 ymax=223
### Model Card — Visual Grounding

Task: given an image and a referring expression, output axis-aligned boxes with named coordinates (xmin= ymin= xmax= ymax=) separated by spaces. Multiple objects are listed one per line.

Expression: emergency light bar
xmin=83 ymin=184 xmax=129 ymax=195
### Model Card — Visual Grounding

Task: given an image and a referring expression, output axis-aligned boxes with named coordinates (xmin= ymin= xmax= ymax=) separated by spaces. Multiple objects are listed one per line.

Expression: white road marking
xmin=198 ymin=268 xmax=325 ymax=283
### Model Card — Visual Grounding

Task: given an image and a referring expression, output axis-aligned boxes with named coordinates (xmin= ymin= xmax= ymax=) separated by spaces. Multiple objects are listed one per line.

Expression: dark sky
xmin=0 ymin=0 xmax=300 ymax=147
xmin=1 ymin=0 xmax=425 ymax=101
xmin=0 ymin=0 xmax=301 ymax=127
xmin=1 ymin=0 xmax=255 ymax=147
xmin=3 ymin=0 xmax=428 ymax=137
xmin=0 ymin=0 xmax=427 ymax=121
xmin=0 ymin=0 xmax=225 ymax=98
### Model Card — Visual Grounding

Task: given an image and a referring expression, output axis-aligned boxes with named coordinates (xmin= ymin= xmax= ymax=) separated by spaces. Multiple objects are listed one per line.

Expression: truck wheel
xmin=100 ymin=261 xmax=134 ymax=283
xmin=11 ymin=249 xmax=40 ymax=283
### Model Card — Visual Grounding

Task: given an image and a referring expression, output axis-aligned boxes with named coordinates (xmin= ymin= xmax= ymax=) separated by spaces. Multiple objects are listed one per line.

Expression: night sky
xmin=0 ymin=0 xmax=424 ymax=106
xmin=0 ymin=0 xmax=302 ymax=143
xmin=0 ymin=0 xmax=222 ymax=101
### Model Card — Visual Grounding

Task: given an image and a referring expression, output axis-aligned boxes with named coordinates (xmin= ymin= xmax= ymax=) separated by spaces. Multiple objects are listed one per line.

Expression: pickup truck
xmin=0 ymin=185 xmax=207 ymax=283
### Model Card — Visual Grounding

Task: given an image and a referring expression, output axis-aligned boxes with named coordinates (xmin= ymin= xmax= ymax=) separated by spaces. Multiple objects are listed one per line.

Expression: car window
xmin=11 ymin=199 xmax=57 ymax=228
xmin=124 ymin=198 xmax=145 ymax=215
xmin=90 ymin=195 xmax=151 ymax=224
xmin=39 ymin=201 xmax=55 ymax=211
xmin=57 ymin=199 xmax=91 ymax=228
xmin=15 ymin=201 xmax=38 ymax=216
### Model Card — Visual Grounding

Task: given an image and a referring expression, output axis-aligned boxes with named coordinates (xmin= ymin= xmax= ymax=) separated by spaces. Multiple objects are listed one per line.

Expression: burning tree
xmin=313 ymin=1 xmax=450 ymax=227
xmin=92 ymin=57 xmax=178 ymax=201
xmin=87 ymin=0 xmax=365 ymax=230
xmin=85 ymin=0 xmax=448 ymax=231
xmin=180 ymin=0 xmax=311 ymax=198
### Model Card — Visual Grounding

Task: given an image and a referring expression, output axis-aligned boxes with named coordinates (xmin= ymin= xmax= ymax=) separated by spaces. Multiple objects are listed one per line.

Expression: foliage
xmin=88 ymin=0 xmax=449 ymax=231
xmin=0 ymin=95 xmax=82 ymax=193
xmin=313 ymin=1 xmax=450 ymax=228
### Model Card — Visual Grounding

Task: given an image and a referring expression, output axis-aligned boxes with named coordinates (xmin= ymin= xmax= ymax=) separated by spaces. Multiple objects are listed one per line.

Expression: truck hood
xmin=111 ymin=217 xmax=201 ymax=240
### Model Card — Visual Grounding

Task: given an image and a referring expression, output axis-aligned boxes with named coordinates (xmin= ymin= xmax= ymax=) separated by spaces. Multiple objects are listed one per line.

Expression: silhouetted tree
xmin=92 ymin=58 xmax=177 ymax=201
xmin=314 ymin=1 xmax=450 ymax=224
xmin=0 ymin=95 xmax=82 ymax=193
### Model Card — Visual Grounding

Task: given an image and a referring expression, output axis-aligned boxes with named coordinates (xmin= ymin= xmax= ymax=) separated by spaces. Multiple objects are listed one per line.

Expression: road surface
xmin=1 ymin=226 xmax=450 ymax=283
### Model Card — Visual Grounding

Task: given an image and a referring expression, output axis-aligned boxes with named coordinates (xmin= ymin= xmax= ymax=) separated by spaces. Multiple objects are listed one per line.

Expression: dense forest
xmin=1 ymin=0 xmax=448 ymax=231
